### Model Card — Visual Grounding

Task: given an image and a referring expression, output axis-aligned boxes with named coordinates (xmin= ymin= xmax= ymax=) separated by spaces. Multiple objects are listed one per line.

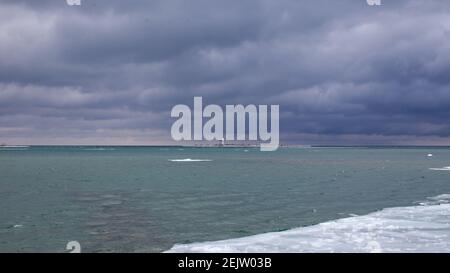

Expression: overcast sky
xmin=1 ymin=0 xmax=450 ymax=145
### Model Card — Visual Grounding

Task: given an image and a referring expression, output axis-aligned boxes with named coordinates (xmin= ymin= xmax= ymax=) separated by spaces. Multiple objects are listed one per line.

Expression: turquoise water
xmin=1 ymin=146 xmax=450 ymax=252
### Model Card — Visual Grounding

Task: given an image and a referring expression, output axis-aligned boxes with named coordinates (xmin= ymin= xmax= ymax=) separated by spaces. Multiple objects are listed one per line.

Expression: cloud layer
xmin=1 ymin=0 xmax=450 ymax=145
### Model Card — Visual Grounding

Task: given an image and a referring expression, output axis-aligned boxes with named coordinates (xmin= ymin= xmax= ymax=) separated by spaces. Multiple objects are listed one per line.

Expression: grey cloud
xmin=1 ymin=0 xmax=450 ymax=145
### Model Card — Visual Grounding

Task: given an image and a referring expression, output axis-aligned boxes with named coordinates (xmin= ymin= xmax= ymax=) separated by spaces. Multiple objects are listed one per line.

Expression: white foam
xmin=429 ymin=166 xmax=450 ymax=171
xmin=169 ymin=158 xmax=212 ymax=162
xmin=0 ymin=145 xmax=29 ymax=150
xmin=83 ymin=148 xmax=116 ymax=151
xmin=0 ymin=145 xmax=29 ymax=148
xmin=420 ymin=194 xmax=450 ymax=205
xmin=429 ymin=194 xmax=450 ymax=201
xmin=166 ymin=202 xmax=450 ymax=253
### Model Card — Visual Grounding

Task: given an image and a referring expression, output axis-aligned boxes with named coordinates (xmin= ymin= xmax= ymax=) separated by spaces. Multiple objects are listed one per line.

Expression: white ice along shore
xmin=171 ymin=97 xmax=279 ymax=151
xmin=166 ymin=200 xmax=450 ymax=253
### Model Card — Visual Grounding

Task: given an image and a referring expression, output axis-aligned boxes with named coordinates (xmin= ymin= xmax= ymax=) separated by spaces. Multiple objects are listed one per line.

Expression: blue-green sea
xmin=1 ymin=146 xmax=450 ymax=252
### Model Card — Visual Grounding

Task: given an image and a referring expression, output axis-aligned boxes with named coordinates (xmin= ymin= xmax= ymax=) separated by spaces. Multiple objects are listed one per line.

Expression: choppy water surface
xmin=1 ymin=146 xmax=450 ymax=252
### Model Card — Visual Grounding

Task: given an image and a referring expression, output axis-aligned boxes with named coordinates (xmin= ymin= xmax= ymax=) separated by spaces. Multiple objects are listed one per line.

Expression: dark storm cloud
xmin=1 ymin=0 xmax=450 ymax=145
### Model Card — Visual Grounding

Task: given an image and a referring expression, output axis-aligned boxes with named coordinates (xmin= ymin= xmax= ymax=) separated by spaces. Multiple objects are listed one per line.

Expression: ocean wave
xmin=169 ymin=158 xmax=212 ymax=162
xmin=82 ymin=148 xmax=116 ymax=151
xmin=166 ymin=198 xmax=450 ymax=253
xmin=0 ymin=145 xmax=29 ymax=148
xmin=429 ymin=166 xmax=450 ymax=171
xmin=418 ymin=194 xmax=450 ymax=206
xmin=0 ymin=145 xmax=29 ymax=151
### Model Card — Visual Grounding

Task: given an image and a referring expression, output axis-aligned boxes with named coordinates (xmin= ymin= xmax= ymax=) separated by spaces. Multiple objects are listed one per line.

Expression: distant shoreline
xmin=2 ymin=144 xmax=450 ymax=149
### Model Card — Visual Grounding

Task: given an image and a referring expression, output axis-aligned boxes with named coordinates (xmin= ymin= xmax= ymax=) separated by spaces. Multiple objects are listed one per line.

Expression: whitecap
xmin=0 ymin=145 xmax=29 ymax=151
xmin=420 ymin=194 xmax=450 ymax=205
xmin=429 ymin=166 xmax=450 ymax=171
xmin=169 ymin=158 xmax=212 ymax=162
xmin=83 ymin=148 xmax=116 ymax=151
